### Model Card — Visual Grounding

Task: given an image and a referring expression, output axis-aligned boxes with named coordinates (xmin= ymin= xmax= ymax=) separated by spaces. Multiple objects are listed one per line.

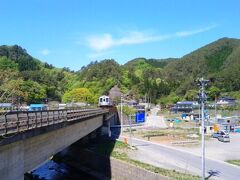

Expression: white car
xmin=218 ymin=134 xmax=230 ymax=142
xmin=212 ymin=131 xmax=227 ymax=138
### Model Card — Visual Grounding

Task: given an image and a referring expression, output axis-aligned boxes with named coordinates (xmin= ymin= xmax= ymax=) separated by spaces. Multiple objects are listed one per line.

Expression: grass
xmin=93 ymin=139 xmax=201 ymax=180
xmin=226 ymin=160 xmax=240 ymax=166
xmin=142 ymin=131 xmax=165 ymax=139
xmin=96 ymin=139 xmax=127 ymax=155
xmin=123 ymin=128 xmax=137 ymax=133
xmin=127 ymin=159 xmax=200 ymax=180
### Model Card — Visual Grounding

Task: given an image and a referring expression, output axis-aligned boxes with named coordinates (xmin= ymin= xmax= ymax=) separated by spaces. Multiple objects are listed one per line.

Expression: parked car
xmin=211 ymin=131 xmax=227 ymax=138
xmin=218 ymin=134 xmax=230 ymax=142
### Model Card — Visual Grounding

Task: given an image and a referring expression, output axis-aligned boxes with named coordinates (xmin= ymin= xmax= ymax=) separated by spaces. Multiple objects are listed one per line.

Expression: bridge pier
xmin=0 ymin=115 xmax=104 ymax=180
xmin=101 ymin=120 xmax=112 ymax=137
xmin=0 ymin=141 xmax=24 ymax=180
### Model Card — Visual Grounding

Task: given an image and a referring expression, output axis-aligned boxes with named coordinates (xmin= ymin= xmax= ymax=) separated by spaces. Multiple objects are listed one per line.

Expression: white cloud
xmin=84 ymin=25 xmax=217 ymax=52
xmin=86 ymin=32 xmax=168 ymax=52
xmin=87 ymin=34 xmax=114 ymax=52
xmin=176 ymin=25 xmax=216 ymax=37
xmin=41 ymin=49 xmax=50 ymax=56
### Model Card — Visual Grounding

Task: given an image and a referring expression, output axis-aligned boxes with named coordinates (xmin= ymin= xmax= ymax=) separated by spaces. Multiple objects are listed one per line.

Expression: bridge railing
xmin=0 ymin=108 xmax=108 ymax=136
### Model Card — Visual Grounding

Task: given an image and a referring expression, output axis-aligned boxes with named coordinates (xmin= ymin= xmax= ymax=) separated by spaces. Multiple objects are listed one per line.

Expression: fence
xmin=0 ymin=108 xmax=108 ymax=135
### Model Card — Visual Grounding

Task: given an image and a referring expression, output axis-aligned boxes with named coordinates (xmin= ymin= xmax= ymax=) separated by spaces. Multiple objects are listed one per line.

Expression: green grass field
xmin=226 ymin=160 xmax=240 ymax=166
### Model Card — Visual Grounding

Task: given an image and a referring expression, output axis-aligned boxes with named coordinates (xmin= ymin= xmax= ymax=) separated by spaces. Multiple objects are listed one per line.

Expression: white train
xmin=99 ymin=95 xmax=111 ymax=106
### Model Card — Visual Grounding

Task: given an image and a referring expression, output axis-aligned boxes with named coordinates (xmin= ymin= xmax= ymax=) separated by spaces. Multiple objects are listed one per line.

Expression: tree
xmin=227 ymin=91 xmax=240 ymax=99
xmin=21 ymin=80 xmax=46 ymax=103
xmin=0 ymin=70 xmax=19 ymax=102
xmin=184 ymin=89 xmax=198 ymax=101
xmin=0 ymin=56 xmax=18 ymax=70
xmin=18 ymin=56 xmax=40 ymax=71
xmin=159 ymin=92 xmax=180 ymax=106
xmin=122 ymin=105 xmax=136 ymax=116
xmin=62 ymin=88 xmax=94 ymax=103
xmin=207 ymin=86 xmax=221 ymax=100
xmin=0 ymin=79 xmax=25 ymax=103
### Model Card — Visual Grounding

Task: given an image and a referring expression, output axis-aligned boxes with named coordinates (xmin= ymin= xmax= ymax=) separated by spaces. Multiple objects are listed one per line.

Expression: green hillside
xmin=124 ymin=57 xmax=177 ymax=70
xmin=74 ymin=38 xmax=240 ymax=104
xmin=0 ymin=45 xmax=75 ymax=104
xmin=163 ymin=38 xmax=240 ymax=95
xmin=74 ymin=59 xmax=122 ymax=96
xmin=1 ymin=38 xmax=240 ymax=105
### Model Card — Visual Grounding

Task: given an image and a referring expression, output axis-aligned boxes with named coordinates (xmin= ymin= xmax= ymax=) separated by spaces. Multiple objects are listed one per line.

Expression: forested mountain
xmin=73 ymin=59 xmax=122 ymax=98
xmin=74 ymin=38 xmax=240 ymax=104
xmin=1 ymin=37 xmax=240 ymax=105
xmin=0 ymin=45 xmax=75 ymax=104
xmin=163 ymin=38 xmax=240 ymax=95
xmin=124 ymin=57 xmax=177 ymax=69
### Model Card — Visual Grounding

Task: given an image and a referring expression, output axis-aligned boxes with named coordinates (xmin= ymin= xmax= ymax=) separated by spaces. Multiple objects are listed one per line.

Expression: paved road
xmin=122 ymin=136 xmax=240 ymax=180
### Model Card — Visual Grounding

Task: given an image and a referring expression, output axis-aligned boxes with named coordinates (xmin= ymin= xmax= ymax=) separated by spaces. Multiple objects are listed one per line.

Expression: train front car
xmin=99 ymin=95 xmax=111 ymax=106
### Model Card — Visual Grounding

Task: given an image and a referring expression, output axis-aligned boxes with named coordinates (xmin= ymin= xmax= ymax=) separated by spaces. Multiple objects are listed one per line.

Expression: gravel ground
xmin=172 ymin=133 xmax=240 ymax=161
xmin=145 ymin=108 xmax=167 ymax=128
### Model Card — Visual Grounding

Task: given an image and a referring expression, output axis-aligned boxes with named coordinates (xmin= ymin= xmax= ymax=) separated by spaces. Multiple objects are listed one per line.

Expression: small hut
xmin=108 ymin=85 xmax=122 ymax=104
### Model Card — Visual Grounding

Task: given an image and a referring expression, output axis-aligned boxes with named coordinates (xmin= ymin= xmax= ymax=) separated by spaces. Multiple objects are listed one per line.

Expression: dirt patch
xmin=148 ymin=135 xmax=195 ymax=144
xmin=122 ymin=127 xmax=201 ymax=146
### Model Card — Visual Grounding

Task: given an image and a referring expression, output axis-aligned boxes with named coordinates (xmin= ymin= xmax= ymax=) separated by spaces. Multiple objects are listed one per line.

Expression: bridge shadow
xmin=58 ymin=126 xmax=121 ymax=179
xmin=51 ymin=105 xmax=121 ymax=180
xmin=26 ymin=129 xmax=121 ymax=180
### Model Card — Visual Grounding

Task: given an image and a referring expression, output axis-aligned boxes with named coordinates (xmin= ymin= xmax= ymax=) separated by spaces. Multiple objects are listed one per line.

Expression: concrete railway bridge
xmin=0 ymin=107 xmax=118 ymax=180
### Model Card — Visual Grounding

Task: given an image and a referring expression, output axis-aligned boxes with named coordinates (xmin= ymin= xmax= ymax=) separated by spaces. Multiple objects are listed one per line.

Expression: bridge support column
xmin=101 ymin=120 xmax=111 ymax=137
xmin=0 ymin=141 xmax=24 ymax=180
xmin=108 ymin=120 xmax=111 ymax=137
xmin=0 ymin=115 xmax=104 ymax=180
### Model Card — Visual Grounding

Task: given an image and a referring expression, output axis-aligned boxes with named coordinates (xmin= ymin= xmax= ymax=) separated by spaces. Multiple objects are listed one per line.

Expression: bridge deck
xmin=0 ymin=108 xmax=109 ymax=136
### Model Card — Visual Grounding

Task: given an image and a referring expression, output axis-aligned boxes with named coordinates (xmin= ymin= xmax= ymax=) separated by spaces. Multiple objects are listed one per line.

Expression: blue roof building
xmin=29 ymin=104 xmax=48 ymax=111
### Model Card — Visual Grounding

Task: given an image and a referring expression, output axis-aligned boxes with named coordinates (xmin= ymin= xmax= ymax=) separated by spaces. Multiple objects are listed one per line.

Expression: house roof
xmin=218 ymin=97 xmax=236 ymax=101
xmin=176 ymin=101 xmax=198 ymax=105
xmin=0 ymin=103 xmax=13 ymax=108
xmin=108 ymin=85 xmax=122 ymax=99
xmin=29 ymin=104 xmax=46 ymax=108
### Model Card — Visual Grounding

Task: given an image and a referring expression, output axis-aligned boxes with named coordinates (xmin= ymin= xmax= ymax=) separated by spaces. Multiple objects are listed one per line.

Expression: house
xmin=171 ymin=101 xmax=199 ymax=113
xmin=108 ymin=85 xmax=122 ymax=103
xmin=216 ymin=97 xmax=236 ymax=106
xmin=29 ymin=104 xmax=48 ymax=111
xmin=0 ymin=103 xmax=13 ymax=110
xmin=127 ymin=100 xmax=138 ymax=106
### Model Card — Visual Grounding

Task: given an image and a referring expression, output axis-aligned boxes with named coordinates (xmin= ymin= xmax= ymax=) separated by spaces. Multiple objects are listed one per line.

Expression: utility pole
xmin=197 ymin=77 xmax=209 ymax=180
xmin=215 ymin=96 xmax=217 ymax=123
xmin=120 ymin=95 xmax=123 ymax=135
xmin=201 ymin=86 xmax=205 ymax=180
xmin=198 ymin=90 xmax=201 ymax=127
xmin=128 ymin=114 xmax=133 ymax=148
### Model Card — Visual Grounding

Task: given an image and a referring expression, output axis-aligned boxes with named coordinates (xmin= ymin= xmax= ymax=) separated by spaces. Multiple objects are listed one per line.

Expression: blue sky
xmin=1 ymin=0 xmax=240 ymax=70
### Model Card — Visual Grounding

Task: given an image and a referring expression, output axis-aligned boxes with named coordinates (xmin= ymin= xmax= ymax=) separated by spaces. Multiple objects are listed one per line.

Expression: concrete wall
xmin=110 ymin=157 xmax=170 ymax=180
xmin=0 ymin=115 xmax=103 ymax=180
xmin=70 ymin=149 xmax=169 ymax=180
